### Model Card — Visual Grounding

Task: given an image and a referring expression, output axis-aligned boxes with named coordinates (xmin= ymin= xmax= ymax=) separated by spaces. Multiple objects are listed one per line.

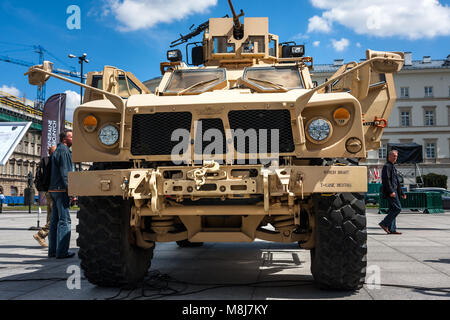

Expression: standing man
xmin=48 ymin=130 xmax=75 ymax=258
xmin=379 ymin=150 xmax=406 ymax=235
xmin=33 ymin=145 xmax=57 ymax=247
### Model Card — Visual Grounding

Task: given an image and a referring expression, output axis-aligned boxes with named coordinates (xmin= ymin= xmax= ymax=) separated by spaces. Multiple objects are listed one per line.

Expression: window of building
xmin=400 ymin=87 xmax=409 ymax=98
xmin=10 ymin=186 xmax=18 ymax=196
xmin=424 ymin=86 xmax=433 ymax=97
xmin=25 ymin=142 xmax=29 ymax=154
xmin=448 ymin=106 xmax=450 ymax=126
xmin=2 ymin=164 xmax=6 ymax=175
xmin=31 ymin=143 xmax=35 ymax=155
xmin=424 ymin=107 xmax=436 ymax=126
xmin=400 ymin=109 xmax=411 ymax=127
xmin=17 ymin=163 xmax=21 ymax=176
xmin=378 ymin=142 xmax=388 ymax=159
xmin=10 ymin=163 xmax=15 ymax=176
xmin=425 ymin=142 xmax=436 ymax=159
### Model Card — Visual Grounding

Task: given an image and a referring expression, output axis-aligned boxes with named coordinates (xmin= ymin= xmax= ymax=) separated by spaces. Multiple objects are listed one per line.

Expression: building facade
xmin=311 ymin=53 xmax=450 ymax=188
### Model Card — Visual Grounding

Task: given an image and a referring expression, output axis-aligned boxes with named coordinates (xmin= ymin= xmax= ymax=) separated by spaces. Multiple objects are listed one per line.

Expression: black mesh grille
xmin=131 ymin=112 xmax=192 ymax=156
xmin=228 ymin=110 xmax=295 ymax=154
xmin=194 ymin=118 xmax=227 ymax=155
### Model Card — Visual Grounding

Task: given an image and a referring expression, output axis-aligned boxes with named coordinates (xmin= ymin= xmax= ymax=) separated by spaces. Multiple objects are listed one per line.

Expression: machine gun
xmin=170 ymin=20 xmax=211 ymax=48
xmin=228 ymin=0 xmax=244 ymax=40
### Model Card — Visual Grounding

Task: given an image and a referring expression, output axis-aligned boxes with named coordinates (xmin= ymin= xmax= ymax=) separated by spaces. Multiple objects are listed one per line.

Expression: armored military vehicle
xmin=25 ymin=0 xmax=404 ymax=290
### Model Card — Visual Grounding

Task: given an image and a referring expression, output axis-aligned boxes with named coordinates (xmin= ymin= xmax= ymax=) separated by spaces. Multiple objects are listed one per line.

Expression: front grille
xmin=131 ymin=109 xmax=295 ymax=156
xmin=228 ymin=110 xmax=295 ymax=153
xmin=194 ymin=118 xmax=227 ymax=155
xmin=131 ymin=112 xmax=192 ymax=156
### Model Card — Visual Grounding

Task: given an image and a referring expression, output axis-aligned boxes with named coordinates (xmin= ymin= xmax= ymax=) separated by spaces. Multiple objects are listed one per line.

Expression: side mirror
xmin=366 ymin=50 xmax=404 ymax=73
xmin=24 ymin=61 xmax=54 ymax=86
xmin=102 ymin=66 xmax=120 ymax=94
xmin=192 ymin=46 xmax=204 ymax=66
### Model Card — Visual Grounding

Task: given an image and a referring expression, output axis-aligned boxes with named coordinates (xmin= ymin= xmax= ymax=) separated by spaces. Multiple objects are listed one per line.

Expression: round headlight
xmin=98 ymin=124 xmax=119 ymax=146
xmin=307 ymin=118 xmax=332 ymax=143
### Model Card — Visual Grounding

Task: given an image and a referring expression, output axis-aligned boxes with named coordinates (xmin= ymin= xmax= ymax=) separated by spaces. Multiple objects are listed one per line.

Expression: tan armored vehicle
xmin=25 ymin=1 xmax=404 ymax=290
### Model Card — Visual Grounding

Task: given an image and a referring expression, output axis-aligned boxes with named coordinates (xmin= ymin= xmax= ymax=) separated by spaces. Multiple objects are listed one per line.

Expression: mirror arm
xmin=311 ymin=57 xmax=404 ymax=97
xmin=25 ymin=67 xmax=127 ymax=150
xmin=25 ymin=67 xmax=125 ymax=114
xmin=294 ymin=56 xmax=403 ymax=118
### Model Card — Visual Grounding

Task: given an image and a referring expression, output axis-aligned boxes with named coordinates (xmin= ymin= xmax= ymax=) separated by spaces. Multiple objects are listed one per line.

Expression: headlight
xmin=306 ymin=118 xmax=332 ymax=143
xmin=98 ymin=124 xmax=119 ymax=146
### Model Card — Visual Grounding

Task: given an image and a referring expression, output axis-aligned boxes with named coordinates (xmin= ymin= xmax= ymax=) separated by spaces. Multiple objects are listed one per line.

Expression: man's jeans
xmin=48 ymin=192 xmax=71 ymax=258
xmin=380 ymin=195 xmax=402 ymax=232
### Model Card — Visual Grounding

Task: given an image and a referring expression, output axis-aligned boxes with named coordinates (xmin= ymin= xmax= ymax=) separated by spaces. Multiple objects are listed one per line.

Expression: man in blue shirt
xmin=48 ymin=130 xmax=75 ymax=258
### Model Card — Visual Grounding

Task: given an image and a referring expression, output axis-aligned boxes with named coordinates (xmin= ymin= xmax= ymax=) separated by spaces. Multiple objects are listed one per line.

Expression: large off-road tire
xmin=310 ymin=193 xmax=367 ymax=290
xmin=76 ymin=196 xmax=154 ymax=287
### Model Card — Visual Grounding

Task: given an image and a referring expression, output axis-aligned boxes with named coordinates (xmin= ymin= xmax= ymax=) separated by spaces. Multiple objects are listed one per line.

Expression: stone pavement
xmin=0 ymin=209 xmax=449 ymax=300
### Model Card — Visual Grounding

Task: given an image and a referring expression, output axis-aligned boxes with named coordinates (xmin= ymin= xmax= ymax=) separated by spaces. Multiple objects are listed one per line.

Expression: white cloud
xmin=356 ymin=42 xmax=361 ymax=48
xmin=292 ymin=32 xmax=310 ymax=40
xmin=307 ymin=15 xmax=331 ymax=33
xmin=313 ymin=41 xmax=321 ymax=47
xmin=64 ymin=90 xmax=81 ymax=122
xmin=308 ymin=0 xmax=450 ymax=39
xmin=331 ymin=38 xmax=350 ymax=52
xmin=0 ymin=85 xmax=21 ymax=97
xmin=105 ymin=0 xmax=218 ymax=31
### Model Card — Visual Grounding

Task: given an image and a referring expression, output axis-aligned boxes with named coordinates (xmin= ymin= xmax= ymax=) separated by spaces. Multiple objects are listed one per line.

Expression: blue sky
xmin=1 ymin=0 xmax=449 ymax=121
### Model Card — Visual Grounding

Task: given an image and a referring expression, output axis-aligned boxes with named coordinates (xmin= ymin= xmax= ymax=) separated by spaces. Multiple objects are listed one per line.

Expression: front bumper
xmin=69 ymin=164 xmax=367 ymax=215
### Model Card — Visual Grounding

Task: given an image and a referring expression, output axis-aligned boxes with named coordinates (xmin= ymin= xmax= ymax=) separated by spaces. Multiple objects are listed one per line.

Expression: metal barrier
xmin=366 ymin=183 xmax=381 ymax=204
xmin=2 ymin=196 xmax=39 ymax=206
xmin=379 ymin=192 xmax=444 ymax=214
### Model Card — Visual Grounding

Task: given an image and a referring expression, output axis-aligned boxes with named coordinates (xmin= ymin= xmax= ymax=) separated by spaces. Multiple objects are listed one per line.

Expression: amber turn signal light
xmin=333 ymin=107 xmax=351 ymax=126
xmin=83 ymin=115 xmax=98 ymax=132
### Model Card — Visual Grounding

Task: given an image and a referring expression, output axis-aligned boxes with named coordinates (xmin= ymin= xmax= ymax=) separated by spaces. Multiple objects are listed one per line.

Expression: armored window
xmin=243 ymin=36 xmax=265 ymax=54
xmin=164 ymin=69 xmax=226 ymax=94
xmin=243 ymin=66 xmax=304 ymax=91
xmin=269 ymin=39 xmax=277 ymax=57
xmin=213 ymin=37 xmax=235 ymax=53
xmin=92 ymin=75 xmax=142 ymax=98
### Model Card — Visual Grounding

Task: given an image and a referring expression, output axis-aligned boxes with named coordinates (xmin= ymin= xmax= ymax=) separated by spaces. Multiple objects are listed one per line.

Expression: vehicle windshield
xmin=164 ymin=69 xmax=226 ymax=94
xmin=92 ymin=75 xmax=142 ymax=98
xmin=243 ymin=66 xmax=304 ymax=91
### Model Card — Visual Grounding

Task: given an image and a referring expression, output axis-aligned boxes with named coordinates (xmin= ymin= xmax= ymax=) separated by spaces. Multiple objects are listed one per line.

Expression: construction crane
xmin=0 ymin=44 xmax=84 ymax=109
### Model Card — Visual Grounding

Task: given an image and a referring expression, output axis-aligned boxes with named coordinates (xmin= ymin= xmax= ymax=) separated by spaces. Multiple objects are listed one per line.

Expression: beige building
xmin=312 ymin=53 xmax=450 ymax=188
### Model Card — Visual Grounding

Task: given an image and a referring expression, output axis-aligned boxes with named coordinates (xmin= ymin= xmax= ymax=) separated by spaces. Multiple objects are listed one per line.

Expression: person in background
xmin=48 ymin=130 xmax=75 ymax=259
xmin=379 ymin=150 xmax=406 ymax=235
xmin=33 ymin=145 xmax=57 ymax=247
xmin=0 ymin=188 xmax=5 ymax=214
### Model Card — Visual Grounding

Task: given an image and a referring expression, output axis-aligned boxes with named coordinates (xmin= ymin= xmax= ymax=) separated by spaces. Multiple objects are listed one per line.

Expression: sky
xmin=0 ymin=0 xmax=449 ymax=122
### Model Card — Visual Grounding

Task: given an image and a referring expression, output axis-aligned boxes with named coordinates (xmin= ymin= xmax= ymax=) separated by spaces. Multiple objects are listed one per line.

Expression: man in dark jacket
xmin=379 ymin=150 xmax=406 ymax=235
xmin=48 ymin=130 xmax=75 ymax=258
